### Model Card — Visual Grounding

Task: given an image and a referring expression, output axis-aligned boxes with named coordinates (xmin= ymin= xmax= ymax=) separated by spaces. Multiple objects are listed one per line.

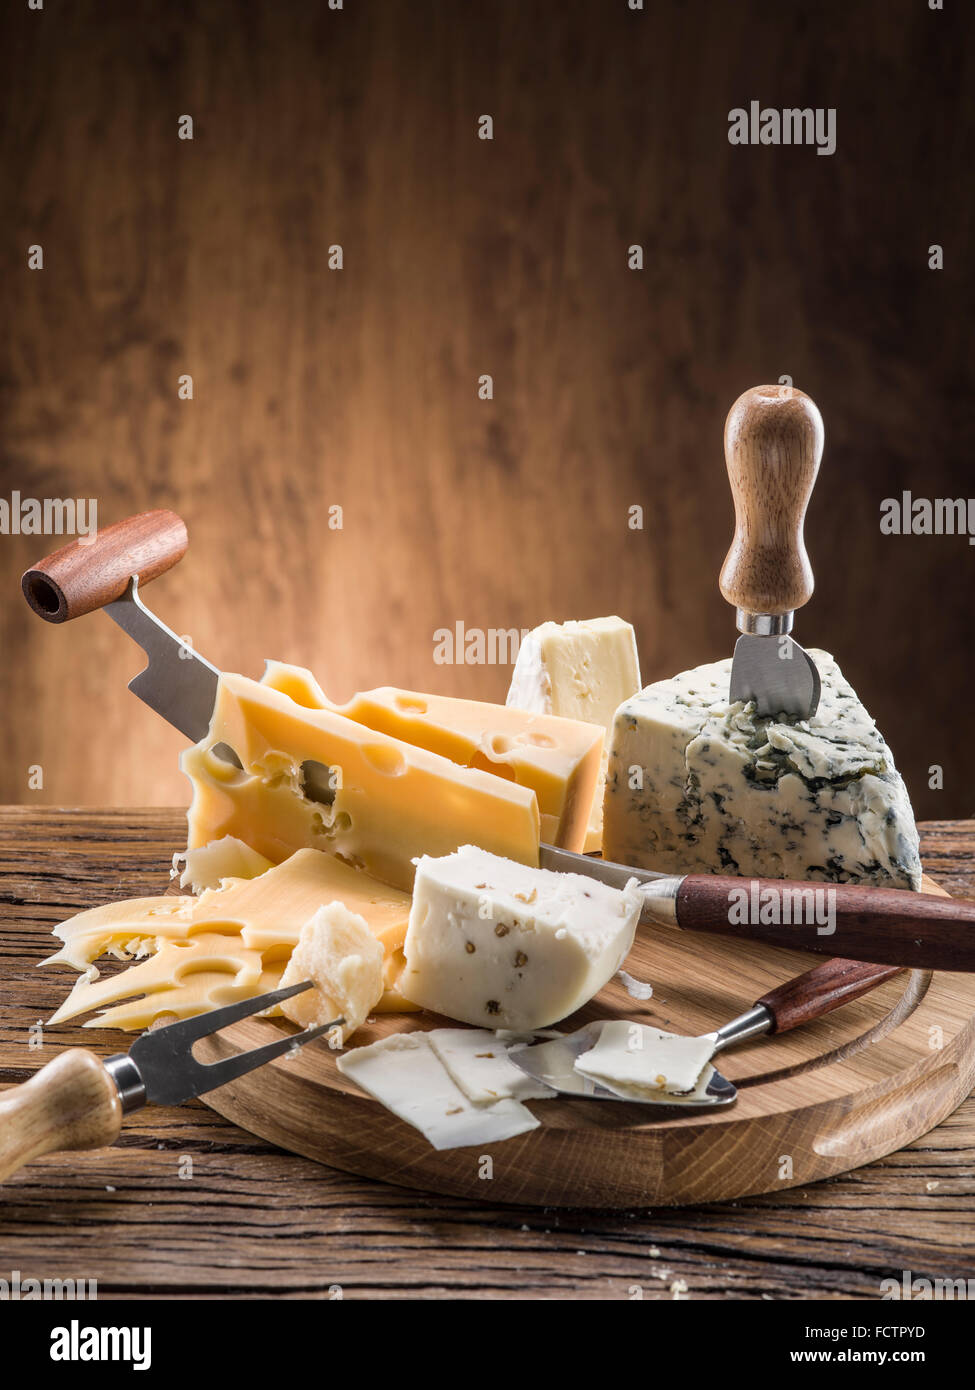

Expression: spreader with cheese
xmin=401 ymin=845 xmax=644 ymax=1029
xmin=603 ymin=649 xmax=922 ymax=890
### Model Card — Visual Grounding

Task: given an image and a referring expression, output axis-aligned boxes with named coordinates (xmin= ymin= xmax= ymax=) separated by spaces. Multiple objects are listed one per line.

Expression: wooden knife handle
xmin=22 ymin=509 xmax=188 ymax=623
xmin=718 ymin=385 xmax=823 ymax=616
xmin=0 ymin=1049 xmax=122 ymax=1183
xmin=675 ymin=875 xmax=975 ymax=971
xmin=754 ymin=957 xmax=903 ymax=1034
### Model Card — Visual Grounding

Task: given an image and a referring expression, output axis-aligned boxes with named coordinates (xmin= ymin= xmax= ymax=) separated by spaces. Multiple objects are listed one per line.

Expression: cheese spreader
xmin=510 ymin=956 xmax=902 ymax=1105
xmin=0 ymin=983 xmax=342 ymax=1182
xmin=719 ymin=385 xmax=823 ymax=718
xmin=22 ymin=512 xmax=975 ymax=971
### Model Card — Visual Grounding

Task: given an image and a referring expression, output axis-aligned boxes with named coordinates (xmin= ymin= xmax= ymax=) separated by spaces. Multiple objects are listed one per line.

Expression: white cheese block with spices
xmin=402 ymin=845 xmax=643 ymax=1030
xmin=603 ymin=649 xmax=922 ymax=891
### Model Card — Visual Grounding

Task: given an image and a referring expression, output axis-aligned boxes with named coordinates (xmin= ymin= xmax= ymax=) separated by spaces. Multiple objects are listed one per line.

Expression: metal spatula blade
xmin=507 ymin=1022 xmax=738 ymax=1109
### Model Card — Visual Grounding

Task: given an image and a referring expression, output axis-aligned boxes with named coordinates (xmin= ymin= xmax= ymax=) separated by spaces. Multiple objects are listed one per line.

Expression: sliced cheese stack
xmin=603 ymin=649 xmax=922 ymax=889
xmin=401 ymin=845 xmax=643 ymax=1030
xmin=336 ymin=1027 xmax=553 ymax=1151
xmin=46 ymin=849 xmax=416 ymax=1030
xmin=506 ymin=617 xmax=641 ymax=851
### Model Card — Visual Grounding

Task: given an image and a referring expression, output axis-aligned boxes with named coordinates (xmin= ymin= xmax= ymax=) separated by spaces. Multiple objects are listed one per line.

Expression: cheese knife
xmin=22 ymin=513 xmax=975 ymax=971
xmin=719 ymin=385 xmax=823 ymax=718
xmin=0 ymin=983 xmax=341 ymax=1182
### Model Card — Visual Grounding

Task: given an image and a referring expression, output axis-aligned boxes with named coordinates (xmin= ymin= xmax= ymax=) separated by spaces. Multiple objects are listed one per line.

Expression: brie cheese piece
xmin=603 ymin=649 xmax=922 ymax=889
xmin=336 ymin=1032 xmax=540 ymax=1150
xmin=507 ymin=617 xmax=641 ymax=851
xmin=573 ymin=1020 xmax=715 ymax=1097
xmin=401 ymin=845 xmax=643 ymax=1030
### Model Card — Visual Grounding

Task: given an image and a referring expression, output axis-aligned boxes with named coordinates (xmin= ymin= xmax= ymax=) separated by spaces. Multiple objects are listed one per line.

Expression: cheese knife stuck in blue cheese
xmin=603 ymin=649 xmax=922 ymax=891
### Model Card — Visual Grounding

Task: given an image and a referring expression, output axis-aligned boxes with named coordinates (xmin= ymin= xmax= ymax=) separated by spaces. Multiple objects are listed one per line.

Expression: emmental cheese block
xmin=46 ymin=849 xmax=417 ymax=1028
xmin=182 ymin=672 xmax=541 ymax=892
xmin=506 ymin=617 xmax=641 ymax=852
xmin=603 ymin=649 xmax=922 ymax=890
xmin=259 ymin=661 xmax=602 ymax=852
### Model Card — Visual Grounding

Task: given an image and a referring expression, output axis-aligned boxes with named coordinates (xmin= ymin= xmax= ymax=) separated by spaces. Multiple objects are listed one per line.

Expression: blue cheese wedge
xmin=603 ymin=649 xmax=922 ymax=890
xmin=573 ymin=1021 xmax=715 ymax=1097
xmin=401 ymin=845 xmax=643 ymax=1030
xmin=335 ymin=1032 xmax=540 ymax=1150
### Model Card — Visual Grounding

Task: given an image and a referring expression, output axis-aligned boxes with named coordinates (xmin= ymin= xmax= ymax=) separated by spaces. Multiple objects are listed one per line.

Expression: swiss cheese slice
xmin=182 ymin=672 xmax=541 ymax=892
xmin=47 ymin=849 xmax=417 ymax=1028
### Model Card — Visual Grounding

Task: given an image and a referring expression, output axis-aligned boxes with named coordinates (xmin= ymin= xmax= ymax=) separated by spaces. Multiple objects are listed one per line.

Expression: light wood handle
xmin=0 ymin=1049 xmax=122 ymax=1182
xmin=22 ymin=508 xmax=188 ymax=623
xmin=718 ymin=385 xmax=823 ymax=616
xmin=754 ymin=958 xmax=903 ymax=1034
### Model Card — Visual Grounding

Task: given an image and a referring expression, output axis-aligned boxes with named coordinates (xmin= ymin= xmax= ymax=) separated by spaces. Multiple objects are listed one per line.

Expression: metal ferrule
xmin=103 ymin=1054 xmax=147 ymax=1114
xmin=710 ymin=1004 xmax=773 ymax=1055
xmin=636 ymin=875 xmax=685 ymax=926
xmin=736 ymin=609 xmax=794 ymax=636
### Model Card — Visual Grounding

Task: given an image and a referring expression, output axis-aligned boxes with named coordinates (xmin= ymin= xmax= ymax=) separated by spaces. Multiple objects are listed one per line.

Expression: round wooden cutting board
xmin=196 ymin=873 xmax=975 ymax=1208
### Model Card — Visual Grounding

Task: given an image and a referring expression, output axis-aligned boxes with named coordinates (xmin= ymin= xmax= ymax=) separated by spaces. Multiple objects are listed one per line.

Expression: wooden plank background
xmin=0 ymin=0 xmax=972 ymax=818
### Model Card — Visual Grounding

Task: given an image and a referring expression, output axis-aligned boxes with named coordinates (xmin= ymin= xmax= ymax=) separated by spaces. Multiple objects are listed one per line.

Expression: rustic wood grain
xmin=0 ymin=809 xmax=972 ymax=1296
xmin=0 ymin=0 xmax=973 ymax=820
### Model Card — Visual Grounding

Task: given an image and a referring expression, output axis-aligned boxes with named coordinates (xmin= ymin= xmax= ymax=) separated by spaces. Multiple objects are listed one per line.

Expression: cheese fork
xmin=0 ymin=983 xmax=342 ymax=1182
xmin=509 ymin=956 xmax=901 ymax=1107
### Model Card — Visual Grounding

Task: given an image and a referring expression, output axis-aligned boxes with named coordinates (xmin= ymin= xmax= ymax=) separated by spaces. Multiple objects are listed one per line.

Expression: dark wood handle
xmin=0 ymin=1049 xmax=122 ymax=1182
xmin=21 ymin=509 xmax=188 ymax=623
xmin=676 ymin=875 xmax=975 ymax=971
xmin=718 ymin=385 xmax=823 ymax=615
xmin=755 ymin=958 xmax=903 ymax=1034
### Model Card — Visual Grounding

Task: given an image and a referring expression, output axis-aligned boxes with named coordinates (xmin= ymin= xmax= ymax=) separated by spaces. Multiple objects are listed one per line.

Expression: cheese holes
xmin=362 ymin=744 xmax=407 ymax=777
xmin=394 ymin=695 xmax=428 ymax=714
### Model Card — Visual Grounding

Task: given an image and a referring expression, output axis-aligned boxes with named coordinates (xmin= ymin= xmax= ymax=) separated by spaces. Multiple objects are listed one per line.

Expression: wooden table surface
xmin=1 ymin=807 xmax=973 ymax=1301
